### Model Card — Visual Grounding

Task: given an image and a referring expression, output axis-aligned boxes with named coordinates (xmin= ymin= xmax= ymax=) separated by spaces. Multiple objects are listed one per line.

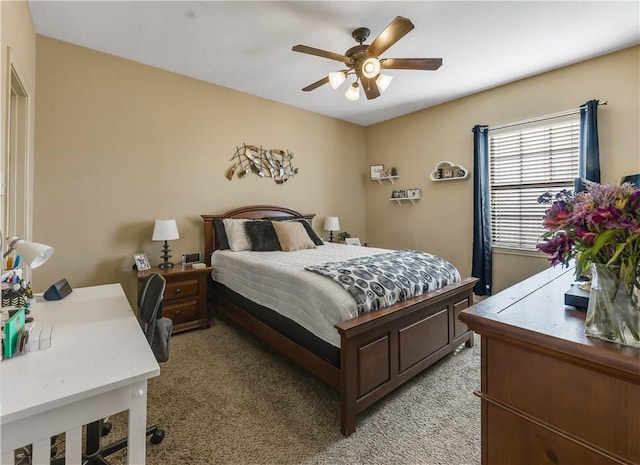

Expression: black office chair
xmin=51 ymin=273 xmax=172 ymax=465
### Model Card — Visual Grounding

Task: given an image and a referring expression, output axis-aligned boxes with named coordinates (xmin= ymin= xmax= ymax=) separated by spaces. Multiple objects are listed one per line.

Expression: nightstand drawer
xmin=164 ymin=279 xmax=199 ymax=301
xmin=163 ymin=299 xmax=199 ymax=325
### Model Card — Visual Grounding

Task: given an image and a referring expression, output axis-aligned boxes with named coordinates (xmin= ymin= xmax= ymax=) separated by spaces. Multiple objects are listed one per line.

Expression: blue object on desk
xmin=43 ymin=278 xmax=73 ymax=301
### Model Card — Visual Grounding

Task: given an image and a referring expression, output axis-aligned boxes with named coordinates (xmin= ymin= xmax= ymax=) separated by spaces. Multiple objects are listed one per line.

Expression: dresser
xmin=134 ymin=265 xmax=212 ymax=333
xmin=459 ymin=265 xmax=640 ymax=465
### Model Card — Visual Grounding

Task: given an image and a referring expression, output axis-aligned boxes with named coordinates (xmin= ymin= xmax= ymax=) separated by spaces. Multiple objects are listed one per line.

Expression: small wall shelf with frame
xmin=430 ymin=161 xmax=470 ymax=182
xmin=390 ymin=188 xmax=421 ymax=205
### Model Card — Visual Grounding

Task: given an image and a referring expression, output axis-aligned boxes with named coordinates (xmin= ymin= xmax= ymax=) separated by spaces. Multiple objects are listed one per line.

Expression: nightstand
xmin=134 ymin=265 xmax=212 ymax=334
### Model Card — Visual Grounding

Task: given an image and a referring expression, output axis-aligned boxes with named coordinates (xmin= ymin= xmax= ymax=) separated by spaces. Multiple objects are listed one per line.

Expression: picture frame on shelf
xmin=345 ymin=237 xmax=362 ymax=246
xmin=133 ymin=253 xmax=151 ymax=271
xmin=370 ymin=165 xmax=384 ymax=179
xmin=443 ymin=169 xmax=454 ymax=178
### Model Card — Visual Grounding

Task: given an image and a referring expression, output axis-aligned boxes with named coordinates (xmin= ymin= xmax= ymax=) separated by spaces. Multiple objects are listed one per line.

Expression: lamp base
xmin=159 ymin=241 xmax=174 ymax=269
xmin=328 ymin=231 xmax=335 ymax=243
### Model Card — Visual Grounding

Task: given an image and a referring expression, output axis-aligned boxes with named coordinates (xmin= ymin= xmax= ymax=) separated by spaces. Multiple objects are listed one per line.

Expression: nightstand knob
xmin=174 ymin=310 xmax=181 ymax=316
xmin=174 ymin=288 xmax=182 ymax=294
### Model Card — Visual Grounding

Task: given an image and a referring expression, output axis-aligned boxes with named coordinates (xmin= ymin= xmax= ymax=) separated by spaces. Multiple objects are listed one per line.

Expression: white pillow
xmin=223 ymin=218 xmax=250 ymax=251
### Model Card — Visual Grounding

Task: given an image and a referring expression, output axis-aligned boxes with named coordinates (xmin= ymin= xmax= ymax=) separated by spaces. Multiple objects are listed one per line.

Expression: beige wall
xmin=366 ymin=46 xmax=640 ymax=292
xmin=33 ymin=36 xmax=367 ymax=305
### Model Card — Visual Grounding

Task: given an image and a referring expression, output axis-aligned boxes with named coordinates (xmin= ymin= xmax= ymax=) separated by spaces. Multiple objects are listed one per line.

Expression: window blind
xmin=489 ymin=119 xmax=580 ymax=250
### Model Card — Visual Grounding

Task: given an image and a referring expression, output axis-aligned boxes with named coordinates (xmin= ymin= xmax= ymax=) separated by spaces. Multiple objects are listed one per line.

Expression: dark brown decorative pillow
xmin=244 ymin=221 xmax=282 ymax=251
xmin=214 ymin=218 xmax=230 ymax=250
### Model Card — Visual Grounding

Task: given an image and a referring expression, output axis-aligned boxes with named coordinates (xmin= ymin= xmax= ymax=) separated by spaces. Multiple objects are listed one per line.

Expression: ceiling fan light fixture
xmin=328 ymin=71 xmax=347 ymax=89
xmin=376 ymin=73 xmax=393 ymax=92
xmin=345 ymin=81 xmax=360 ymax=101
xmin=361 ymin=57 xmax=381 ymax=79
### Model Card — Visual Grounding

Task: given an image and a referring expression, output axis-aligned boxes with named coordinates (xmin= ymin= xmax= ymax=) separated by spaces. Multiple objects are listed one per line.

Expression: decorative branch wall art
xmin=225 ymin=144 xmax=299 ymax=185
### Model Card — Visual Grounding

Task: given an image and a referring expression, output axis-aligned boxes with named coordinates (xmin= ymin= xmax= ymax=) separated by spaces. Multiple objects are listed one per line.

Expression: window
xmin=489 ymin=117 xmax=580 ymax=251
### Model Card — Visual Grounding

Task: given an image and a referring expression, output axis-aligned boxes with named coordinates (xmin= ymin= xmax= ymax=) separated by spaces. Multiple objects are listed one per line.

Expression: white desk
xmin=0 ymin=284 xmax=160 ymax=465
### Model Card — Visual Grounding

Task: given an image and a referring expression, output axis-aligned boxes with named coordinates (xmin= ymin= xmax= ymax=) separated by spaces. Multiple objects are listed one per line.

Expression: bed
xmin=202 ymin=205 xmax=478 ymax=436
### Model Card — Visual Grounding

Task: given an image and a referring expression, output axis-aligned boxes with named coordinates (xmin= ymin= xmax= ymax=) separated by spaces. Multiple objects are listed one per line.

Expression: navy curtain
xmin=471 ymin=125 xmax=492 ymax=296
xmin=579 ymin=99 xmax=601 ymax=182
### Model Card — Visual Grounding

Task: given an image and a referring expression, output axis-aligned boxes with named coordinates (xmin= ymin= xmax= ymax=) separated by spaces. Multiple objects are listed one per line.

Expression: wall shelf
xmin=390 ymin=197 xmax=420 ymax=205
xmin=371 ymin=175 xmax=399 ymax=185
xmin=390 ymin=188 xmax=421 ymax=205
xmin=430 ymin=161 xmax=470 ymax=181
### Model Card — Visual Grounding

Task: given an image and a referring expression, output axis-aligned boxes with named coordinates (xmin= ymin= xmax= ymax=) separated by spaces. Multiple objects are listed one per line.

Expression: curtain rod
xmin=487 ymin=100 xmax=607 ymax=132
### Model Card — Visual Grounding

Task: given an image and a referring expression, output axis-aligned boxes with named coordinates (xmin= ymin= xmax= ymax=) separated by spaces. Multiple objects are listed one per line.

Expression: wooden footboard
xmin=202 ymin=206 xmax=478 ymax=436
xmin=336 ymin=277 xmax=477 ymax=436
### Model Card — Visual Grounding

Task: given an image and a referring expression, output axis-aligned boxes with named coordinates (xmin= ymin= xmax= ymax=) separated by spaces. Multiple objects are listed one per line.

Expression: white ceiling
xmin=28 ymin=1 xmax=640 ymax=127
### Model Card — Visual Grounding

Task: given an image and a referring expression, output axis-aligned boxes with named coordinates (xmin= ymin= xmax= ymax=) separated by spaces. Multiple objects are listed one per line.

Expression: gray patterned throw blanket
xmin=305 ymin=250 xmax=461 ymax=315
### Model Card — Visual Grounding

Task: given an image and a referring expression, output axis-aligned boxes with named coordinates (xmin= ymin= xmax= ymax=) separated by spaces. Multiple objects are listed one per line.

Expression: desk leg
xmin=65 ymin=426 xmax=82 ymax=465
xmin=127 ymin=380 xmax=148 ymax=465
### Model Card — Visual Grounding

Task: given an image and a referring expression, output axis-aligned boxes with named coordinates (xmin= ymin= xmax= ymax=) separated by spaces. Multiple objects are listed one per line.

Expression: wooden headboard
xmin=201 ymin=205 xmax=316 ymax=266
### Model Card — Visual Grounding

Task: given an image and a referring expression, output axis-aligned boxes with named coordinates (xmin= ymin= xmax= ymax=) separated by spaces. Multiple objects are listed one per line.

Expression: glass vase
xmin=585 ymin=263 xmax=640 ymax=348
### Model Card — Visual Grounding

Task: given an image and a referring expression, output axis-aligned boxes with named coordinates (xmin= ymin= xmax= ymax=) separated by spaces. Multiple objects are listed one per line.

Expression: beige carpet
xmin=106 ymin=317 xmax=481 ymax=465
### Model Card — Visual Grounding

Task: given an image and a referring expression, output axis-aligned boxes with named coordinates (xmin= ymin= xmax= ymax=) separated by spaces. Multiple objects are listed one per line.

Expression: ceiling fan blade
xmin=360 ymin=77 xmax=381 ymax=100
xmin=381 ymin=58 xmax=443 ymax=70
xmin=368 ymin=16 xmax=415 ymax=57
xmin=292 ymin=45 xmax=346 ymax=63
xmin=302 ymin=76 xmax=330 ymax=92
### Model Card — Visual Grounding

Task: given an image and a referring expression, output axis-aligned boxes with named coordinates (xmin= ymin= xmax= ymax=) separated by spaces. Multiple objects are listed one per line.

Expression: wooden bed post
xmin=340 ymin=335 xmax=358 ymax=436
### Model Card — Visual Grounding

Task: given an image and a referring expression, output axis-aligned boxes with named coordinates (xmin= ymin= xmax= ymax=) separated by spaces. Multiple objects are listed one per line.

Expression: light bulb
xmin=361 ymin=57 xmax=381 ymax=79
xmin=328 ymin=71 xmax=346 ymax=89
xmin=376 ymin=74 xmax=393 ymax=92
xmin=345 ymin=82 xmax=360 ymax=101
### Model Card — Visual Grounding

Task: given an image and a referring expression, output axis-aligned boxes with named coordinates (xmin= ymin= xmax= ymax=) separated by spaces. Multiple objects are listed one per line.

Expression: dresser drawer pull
xmin=174 ymin=288 xmax=182 ymax=295
xmin=174 ymin=310 xmax=181 ymax=316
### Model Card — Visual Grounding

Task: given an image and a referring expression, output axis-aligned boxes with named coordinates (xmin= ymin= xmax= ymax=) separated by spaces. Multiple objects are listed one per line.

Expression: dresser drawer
xmin=486 ymin=338 xmax=640 ymax=461
xmin=163 ymin=299 xmax=199 ymax=325
xmin=164 ymin=279 xmax=199 ymax=301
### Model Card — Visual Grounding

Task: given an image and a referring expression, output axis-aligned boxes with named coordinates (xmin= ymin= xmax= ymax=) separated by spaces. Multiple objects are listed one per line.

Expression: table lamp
xmin=323 ymin=216 xmax=340 ymax=243
xmin=4 ymin=237 xmax=54 ymax=269
xmin=152 ymin=219 xmax=179 ymax=269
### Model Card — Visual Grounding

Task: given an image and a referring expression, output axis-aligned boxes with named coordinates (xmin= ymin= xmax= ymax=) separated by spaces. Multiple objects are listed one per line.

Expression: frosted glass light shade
xmin=345 ymin=82 xmax=360 ymax=101
xmin=329 ymin=71 xmax=346 ymax=89
xmin=323 ymin=216 xmax=340 ymax=232
xmin=361 ymin=57 xmax=381 ymax=79
xmin=152 ymin=219 xmax=179 ymax=241
xmin=376 ymin=74 xmax=393 ymax=92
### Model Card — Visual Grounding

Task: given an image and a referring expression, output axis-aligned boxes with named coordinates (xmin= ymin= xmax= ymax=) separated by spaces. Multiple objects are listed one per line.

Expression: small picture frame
xmin=133 ymin=253 xmax=151 ymax=271
xmin=345 ymin=237 xmax=362 ymax=246
xmin=443 ymin=169 xmax=454 ymax=178
xmin=370 ymin=165 xmax=384 ymax=179
xmin=182 ymin=252 xmax=202 ymax=265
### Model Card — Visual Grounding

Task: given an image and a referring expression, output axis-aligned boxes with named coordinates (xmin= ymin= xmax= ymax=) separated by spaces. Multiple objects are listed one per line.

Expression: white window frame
xmin=489 ymin=115 xmax=580 ymax=251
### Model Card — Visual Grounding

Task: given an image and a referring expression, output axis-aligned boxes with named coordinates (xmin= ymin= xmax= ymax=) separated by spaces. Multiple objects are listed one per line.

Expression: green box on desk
xmin=4 ymin=308 xmax=25 ymax=358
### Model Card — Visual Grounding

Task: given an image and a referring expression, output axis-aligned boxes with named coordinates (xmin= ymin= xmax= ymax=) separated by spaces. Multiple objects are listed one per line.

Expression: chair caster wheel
xmin=150 ymin=429 xmax=165 ymax=445
xmin=101 ymin=422 xmax=112 ymax=437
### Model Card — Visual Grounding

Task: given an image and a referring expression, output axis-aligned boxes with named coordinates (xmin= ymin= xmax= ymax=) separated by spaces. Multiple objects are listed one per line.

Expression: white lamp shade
xmin=152 ymin=219 xmax=179 ymax=241
xmin=345 ymin=82 xmax=360 ymax=101
xmin=376 ymin=74 xmax=393 ymax=93
xmin=361 ymin=57 xmax=381 ymax=79
xmin=323 ymin=216 xmax=340 ymax=232
xmin=9 ymin=237 xmax=54 ymax=269
xmin=328 ymin=71 xmax=346 ymax=89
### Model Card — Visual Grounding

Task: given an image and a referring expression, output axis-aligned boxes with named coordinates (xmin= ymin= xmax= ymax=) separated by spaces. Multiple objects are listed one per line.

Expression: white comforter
xmin=211 ymin=243 xmax=389 ymax=347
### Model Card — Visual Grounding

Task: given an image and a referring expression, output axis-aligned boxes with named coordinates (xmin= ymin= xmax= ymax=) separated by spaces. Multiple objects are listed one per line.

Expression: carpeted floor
xmin=106 ymin=317 xmax=481 ymax=465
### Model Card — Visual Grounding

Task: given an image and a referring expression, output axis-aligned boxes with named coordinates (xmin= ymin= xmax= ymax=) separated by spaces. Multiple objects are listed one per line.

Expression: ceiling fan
xmin=292 ymin=16 xmax=442 ymax=101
